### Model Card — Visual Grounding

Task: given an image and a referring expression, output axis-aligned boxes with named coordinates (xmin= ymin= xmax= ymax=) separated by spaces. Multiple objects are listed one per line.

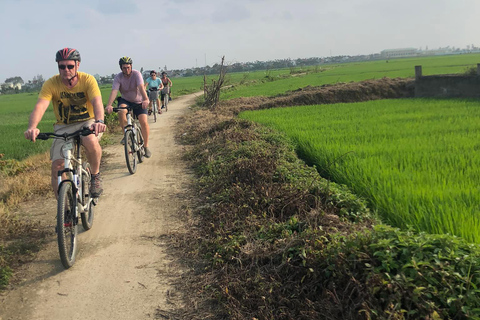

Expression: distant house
xmin=381 ymin=48 xmax=419 ymax=58
xmin=1 ymin=81 xmax=22 ymax=91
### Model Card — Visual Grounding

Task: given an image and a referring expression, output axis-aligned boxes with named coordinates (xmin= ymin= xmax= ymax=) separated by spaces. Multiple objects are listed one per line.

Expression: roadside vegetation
xmin=2 ymin=54 xmax=480 ymax=318
xmin=174 ymin=79 xmax=480 ymax=319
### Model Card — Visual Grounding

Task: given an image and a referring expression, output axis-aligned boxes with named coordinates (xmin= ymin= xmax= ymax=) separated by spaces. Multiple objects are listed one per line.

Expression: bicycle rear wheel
xmin=57 ymin=182 xmax=78 ymax=269
xmin=124 ymin=130 xmax=137 ymax=174
xmin=80 ymin=162 xmax=94 ymax=230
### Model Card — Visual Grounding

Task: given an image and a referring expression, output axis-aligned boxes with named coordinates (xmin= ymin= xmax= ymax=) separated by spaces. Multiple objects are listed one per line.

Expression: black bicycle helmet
xmin=56 ymin=48 xmax=81 ymax=62
xmin=119 ymin=56 xmax=133 ymax=66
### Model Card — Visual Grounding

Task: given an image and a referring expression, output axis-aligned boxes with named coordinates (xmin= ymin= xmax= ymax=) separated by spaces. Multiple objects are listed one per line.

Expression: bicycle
xmin=113 ymin=104 xmax=145 ymax=174
xmin=36 ymin=127 xmax=97 ymax=269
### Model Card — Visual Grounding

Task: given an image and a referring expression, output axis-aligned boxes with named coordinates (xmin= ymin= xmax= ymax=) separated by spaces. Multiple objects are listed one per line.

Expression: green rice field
xmin=222 ymin=53 xmax=480 ymax=99
xmin=239 ymin=98 xmax=480 ymax=243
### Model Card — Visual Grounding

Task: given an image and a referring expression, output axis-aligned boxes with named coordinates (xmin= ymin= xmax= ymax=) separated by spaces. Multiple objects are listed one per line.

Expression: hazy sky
xmin=1 ymin=0 xmax=479 ymax=83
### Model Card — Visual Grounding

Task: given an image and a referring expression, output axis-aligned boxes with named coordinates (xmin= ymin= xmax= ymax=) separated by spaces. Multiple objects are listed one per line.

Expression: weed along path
xmin=0 ymin=92 xmax=201 ymax=320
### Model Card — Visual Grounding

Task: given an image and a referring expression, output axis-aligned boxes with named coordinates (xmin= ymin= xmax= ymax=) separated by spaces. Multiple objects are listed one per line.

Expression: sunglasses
xmin=58 ymin=64 xmax=75 ymax=70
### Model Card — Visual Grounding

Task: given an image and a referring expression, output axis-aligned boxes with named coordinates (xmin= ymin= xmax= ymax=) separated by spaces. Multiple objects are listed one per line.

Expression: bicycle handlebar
xmin=36 ymin=127 xmax=94 ymax=141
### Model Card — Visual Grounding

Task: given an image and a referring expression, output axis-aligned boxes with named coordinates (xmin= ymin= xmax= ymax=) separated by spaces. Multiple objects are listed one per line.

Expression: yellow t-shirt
xmin=39 ymin=72 xmax=101 ymax=125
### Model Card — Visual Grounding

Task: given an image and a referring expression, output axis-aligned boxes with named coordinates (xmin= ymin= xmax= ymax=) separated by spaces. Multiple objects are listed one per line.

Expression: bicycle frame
xmin=39 ymin=129 xmax=95 ymax=214
xmin=58 ymin=136 xmax=92 ymax=214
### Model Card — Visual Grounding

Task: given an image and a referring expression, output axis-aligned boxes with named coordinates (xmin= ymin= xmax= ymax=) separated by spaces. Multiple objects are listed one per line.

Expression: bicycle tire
xmin=80 ymin=162 xmax=94 ymax=230
xmin=164 ymin=93 xmax=168 ymax=112
xmin=124 ymin=130 xmax=137 ymax=174
xmin=136 ymin=124 xmax=145 ymax=163
xmin=152 ymin=100 xmax=157 ymax=122
xmin=57 ymin=182 xmax=78 ymax=269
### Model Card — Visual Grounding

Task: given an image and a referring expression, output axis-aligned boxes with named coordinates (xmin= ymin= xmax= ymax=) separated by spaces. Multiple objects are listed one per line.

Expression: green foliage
xmin=318 ymin=225 xmax=480 ymax=318
xmin=239 ymin=98 xmax=480 ymax=243
xmin=0 ymin=265 xmax=12 ymax=290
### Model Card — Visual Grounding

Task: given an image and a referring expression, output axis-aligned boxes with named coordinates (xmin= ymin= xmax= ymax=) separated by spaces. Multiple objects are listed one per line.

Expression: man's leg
xmin=118 ymin=108 xmax=127 ymax=144
xmin=82 ymin=135 xmax=103 ymax=197
xmin=137 ymin=114 xmax=152 ymax=158
xmin=51 ymin=159 xmax=64 ymax=199
xmin=82 ymin=136 xmax=102 ymax=175
xmin=138 ymin=114 xmax=149 ymax=148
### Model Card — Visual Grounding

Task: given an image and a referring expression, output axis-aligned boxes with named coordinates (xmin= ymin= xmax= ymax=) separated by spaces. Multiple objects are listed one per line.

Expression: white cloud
xmin=0 ymin=0 xmax=479 ymax=83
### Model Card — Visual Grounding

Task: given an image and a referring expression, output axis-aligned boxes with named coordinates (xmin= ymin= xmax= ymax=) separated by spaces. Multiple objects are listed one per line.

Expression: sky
xmin=1 ymin=0 xmax=479 ymax=83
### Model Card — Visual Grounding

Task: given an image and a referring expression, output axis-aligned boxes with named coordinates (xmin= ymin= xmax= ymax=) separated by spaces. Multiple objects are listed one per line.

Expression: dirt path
xmin=0 ymin=92 xmax=202 ymax=320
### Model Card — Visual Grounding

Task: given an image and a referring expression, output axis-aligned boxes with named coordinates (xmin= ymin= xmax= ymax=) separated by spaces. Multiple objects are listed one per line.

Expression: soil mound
xmin=221 ymin=77 xmax=415 ymax=114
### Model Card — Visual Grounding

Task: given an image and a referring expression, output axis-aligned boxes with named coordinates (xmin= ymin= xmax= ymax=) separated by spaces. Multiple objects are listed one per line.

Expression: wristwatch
xmin=95 ymin=119 xmax=105 ymax=124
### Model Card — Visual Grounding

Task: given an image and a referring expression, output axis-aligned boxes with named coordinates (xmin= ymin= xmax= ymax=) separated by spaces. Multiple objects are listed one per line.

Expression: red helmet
xmin=55 ymin=48 xmax=81 ymax=62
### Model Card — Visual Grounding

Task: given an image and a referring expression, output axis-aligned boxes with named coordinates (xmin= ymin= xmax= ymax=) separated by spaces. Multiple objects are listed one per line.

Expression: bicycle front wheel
xmin=136 ymin=124 xmax=145 ymax=163
xmin=57 ymin=182 xmax=78 ymax=269
xmin=164 ymin=93 xmax=168 ymax=112
xmin=153 ymin=100 xmax=157 ymax=122
xmin=124 ymin=130 xmax=137 ymax=174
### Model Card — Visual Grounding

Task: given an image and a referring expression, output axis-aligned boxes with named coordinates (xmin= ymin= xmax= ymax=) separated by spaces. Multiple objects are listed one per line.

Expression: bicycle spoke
xmin=57 ymin=183 xmax=78 ymax=268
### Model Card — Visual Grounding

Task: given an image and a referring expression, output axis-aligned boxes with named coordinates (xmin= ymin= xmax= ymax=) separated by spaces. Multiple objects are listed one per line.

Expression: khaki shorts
xmin=50 ymin=120 xmax=102 ymax=161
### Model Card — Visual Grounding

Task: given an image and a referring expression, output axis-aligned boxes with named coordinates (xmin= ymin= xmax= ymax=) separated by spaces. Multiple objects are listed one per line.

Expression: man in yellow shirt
xmin=24 ymin=48 xmax=107 ymax=197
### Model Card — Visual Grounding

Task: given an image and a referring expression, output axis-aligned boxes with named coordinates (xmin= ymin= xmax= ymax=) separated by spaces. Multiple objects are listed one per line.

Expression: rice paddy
xmin=239 ymin=98 xmax=480 ymax=243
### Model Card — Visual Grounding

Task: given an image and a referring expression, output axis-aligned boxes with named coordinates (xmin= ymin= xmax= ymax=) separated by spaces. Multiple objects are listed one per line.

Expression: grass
xmin=238 ymin=98 xmax=480 ymax=243
xmin=221 ymin=53 xmax=480 ymax=99
xmin=0 ymin=77 xmax=205 ymax=162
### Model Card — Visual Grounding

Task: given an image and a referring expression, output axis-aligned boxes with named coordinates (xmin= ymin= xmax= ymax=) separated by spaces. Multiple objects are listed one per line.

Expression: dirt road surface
xmin=0 ymin=92 xmax=202 ymax=320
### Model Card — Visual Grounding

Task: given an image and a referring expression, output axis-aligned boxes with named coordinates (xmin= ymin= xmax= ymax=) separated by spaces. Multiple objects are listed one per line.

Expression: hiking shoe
xmin=90 ymin=173 xmax=103 ymax=198
xmin=161 ymin=105 xmax=165 ymax=109
xmin=144 ymin=147 xmax=152 ymax=158
xmin=169 ymin=97 xmax=172 ymax=101
xmin=148 ymin=109 xmax=152 ymax=115
xmin=120 ymin=137 xmax=125 ymax=145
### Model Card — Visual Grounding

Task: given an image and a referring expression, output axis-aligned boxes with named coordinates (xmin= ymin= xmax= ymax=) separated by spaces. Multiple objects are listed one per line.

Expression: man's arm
xmin=105 ymin=89 xmax=119 ymax=114
xmin=139 ymin=84 xmax=150 ymax=109
xmin=91 ymin=95 xmax=107 ymax=136
xmin=24 ymin=98 xmax=50 ymax=142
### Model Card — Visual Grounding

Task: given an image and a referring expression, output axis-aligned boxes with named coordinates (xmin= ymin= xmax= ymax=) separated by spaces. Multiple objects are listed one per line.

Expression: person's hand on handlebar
xmin=91 ymin=121 xmax=107 ymax=137
xmin=24 ymin=127 xmax=40 ymax=142
xmin=105 ymin=105 xmax=113 ymax=114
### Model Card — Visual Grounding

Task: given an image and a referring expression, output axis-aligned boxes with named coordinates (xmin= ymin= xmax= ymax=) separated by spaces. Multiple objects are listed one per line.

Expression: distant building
xmin=381 ymin=48 xmax=419 ymax=58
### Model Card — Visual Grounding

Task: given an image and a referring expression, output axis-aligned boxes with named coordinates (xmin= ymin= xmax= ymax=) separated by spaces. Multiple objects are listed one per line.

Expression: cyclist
xmin=24 ymin=48 xmax=106 ymax=198
xmin=160 ymin=71 xmax=173 ymax=109
xmin=105 ymin=57 xmax=152 ymax=158
xmin=144 ymin=70 xmax=163 ymax=115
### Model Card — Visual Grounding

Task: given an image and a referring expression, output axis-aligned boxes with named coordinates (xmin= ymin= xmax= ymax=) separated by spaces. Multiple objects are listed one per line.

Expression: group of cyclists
xmin=144 ymin=70 xmax=173 ymax=115
xmin=24 ymin=47 xmax=173 ymax=200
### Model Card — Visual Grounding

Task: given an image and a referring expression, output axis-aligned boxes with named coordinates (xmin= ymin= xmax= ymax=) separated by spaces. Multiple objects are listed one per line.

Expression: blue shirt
xmin=145 ymin=77 xmax=162 ymax=89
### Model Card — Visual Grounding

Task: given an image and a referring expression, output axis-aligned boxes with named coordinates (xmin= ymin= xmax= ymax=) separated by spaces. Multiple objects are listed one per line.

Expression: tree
xmin=5 ymin=76 xmax=23 ymax=84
